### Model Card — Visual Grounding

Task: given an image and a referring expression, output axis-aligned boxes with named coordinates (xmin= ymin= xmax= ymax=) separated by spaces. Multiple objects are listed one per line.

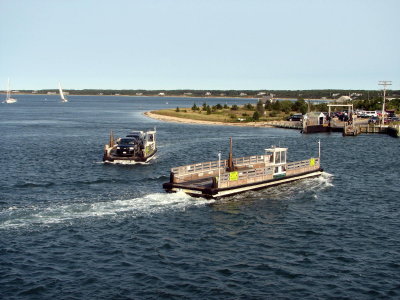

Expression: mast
xmin=218 ymin=151 xmax=221 ymax=188
xmin=109 ymin=130 xmax=114 ymax=147
xmin=318 ymin=139 xmax=321 ymax=161
xmin=227 ymin=137 xmax=234 ymax=171
xmin=6 ymin=78 xmax=10 ymax=100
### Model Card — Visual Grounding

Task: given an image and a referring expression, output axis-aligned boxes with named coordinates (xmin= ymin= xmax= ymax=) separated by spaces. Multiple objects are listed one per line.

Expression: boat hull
xmin=3 ymin=98 xmax=17 ymax=104
xmin=103 ymin=148 xmax=157 ymax=163
xmin=163 ymin=168 xmax=323 ymax=199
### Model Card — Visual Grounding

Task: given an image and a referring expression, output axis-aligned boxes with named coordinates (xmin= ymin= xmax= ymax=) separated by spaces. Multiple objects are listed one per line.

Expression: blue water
xmin=1 ymin=95 xmax=399 ymax=299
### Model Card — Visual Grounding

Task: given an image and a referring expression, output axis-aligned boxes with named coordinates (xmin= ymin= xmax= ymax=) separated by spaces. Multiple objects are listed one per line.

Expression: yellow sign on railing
xmin=229 ymin=171 xmax=239 ymax=181
xmin=309 ymin=158 xmax=315 ymax=166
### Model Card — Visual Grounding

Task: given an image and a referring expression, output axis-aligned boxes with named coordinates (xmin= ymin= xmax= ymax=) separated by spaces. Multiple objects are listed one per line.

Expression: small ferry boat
xmin=103 ymin=128 xmax=157 ymax=163
xmin=163 ymin=139 xmax=323 ymax=198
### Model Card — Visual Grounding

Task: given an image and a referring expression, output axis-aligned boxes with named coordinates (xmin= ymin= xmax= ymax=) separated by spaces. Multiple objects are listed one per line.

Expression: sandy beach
xmin=144 ymin=111 xmax=275 ymax=127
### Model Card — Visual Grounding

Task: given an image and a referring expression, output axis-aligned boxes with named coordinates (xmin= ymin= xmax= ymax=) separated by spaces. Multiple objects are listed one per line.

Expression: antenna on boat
xmin=318 ymin=139 xmax=321 ymax=160
xmin=109 ymin=130 xmax=114 ymax=147
xmin=218 ymin=151 xmax=222 ymax=188
xmin=228 ymin=137 xmax=234 ymax=171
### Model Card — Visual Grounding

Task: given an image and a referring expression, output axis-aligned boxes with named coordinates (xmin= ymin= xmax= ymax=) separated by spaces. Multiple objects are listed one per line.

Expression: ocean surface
xmin=1 ymin=95 xmax=399 ymax=299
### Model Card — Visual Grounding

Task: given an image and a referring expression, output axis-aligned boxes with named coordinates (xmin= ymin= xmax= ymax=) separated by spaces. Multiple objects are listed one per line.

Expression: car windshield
xmin=119 ymin=138 xmax=136 ymax=145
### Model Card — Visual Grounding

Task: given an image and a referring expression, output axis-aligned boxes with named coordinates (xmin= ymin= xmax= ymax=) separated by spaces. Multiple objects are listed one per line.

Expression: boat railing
xmin=219 ymin=166 xmax=274 ymax=182
xmin=233 ymin=155 xmax=268 ymax=166
xmin=171 ymin=155 xmax=268 ymax=176
xmin=286 ymin=158 xmax=319 ymax=170
xmin=218 ymin=158 xmax=320 ymax=187
xmin=171 ymin=160 xmax=228 ymax=176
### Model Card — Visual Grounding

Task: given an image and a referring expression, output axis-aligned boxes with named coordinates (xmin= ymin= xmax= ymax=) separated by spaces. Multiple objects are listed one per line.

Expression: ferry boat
xmin=103 ymin=128 xmax=157 ymax=163
xmin=163 ymin=138 xmax=323 ymax=198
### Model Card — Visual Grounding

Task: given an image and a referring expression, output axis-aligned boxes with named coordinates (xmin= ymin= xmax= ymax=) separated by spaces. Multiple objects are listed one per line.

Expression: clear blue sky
xmin=1 ymin=0 xmax=399 ymax=90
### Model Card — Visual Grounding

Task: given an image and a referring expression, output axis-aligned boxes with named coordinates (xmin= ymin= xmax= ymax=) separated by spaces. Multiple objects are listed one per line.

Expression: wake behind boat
xmin=2 ymin=78 xmax=17 ymax=104
xmin=103 ymin=128 xmax=157 ymax=163
xmin=163 ymin=138 xmax=323 ymax=198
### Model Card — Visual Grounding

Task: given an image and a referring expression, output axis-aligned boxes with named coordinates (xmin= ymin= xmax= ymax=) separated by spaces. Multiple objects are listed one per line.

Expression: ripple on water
xmin=1 ymin=96 xmax=400 ymax=299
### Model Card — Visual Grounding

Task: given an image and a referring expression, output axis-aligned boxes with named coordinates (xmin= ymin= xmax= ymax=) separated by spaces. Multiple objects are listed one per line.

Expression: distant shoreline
xmin=1 ymin=92 xmax=261 ymax=100
xmin=1 ymin=92 xmax=335 ymax=102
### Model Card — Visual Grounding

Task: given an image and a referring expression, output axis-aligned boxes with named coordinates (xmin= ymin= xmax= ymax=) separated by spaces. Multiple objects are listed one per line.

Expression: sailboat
xmin=2 ymin=78 xmax=17 ymax=104
xmin=58 ymin=82 xmax=68 ymax=102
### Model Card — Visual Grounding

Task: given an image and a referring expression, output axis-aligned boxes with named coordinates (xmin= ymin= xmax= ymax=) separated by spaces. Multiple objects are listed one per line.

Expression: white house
xmin=304 ymin=112 xmax=326 ymax=126
xmin=336 ymin=96 xmax=352 ymax=103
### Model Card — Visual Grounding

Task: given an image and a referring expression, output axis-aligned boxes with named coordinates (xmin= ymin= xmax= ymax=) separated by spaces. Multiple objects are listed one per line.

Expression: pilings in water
xmin=343 ymin=123 xmax=361 ymax=136
xmin=359 ymin=124 xmax=388 ymax=134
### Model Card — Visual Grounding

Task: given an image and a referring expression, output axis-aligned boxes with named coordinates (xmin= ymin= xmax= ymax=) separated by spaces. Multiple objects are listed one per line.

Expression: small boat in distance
xmin=103 ymin=128 xmax=157 ymax=163
xmin=2 ymin=78 xmax=17 ymax=104
xmin=58 ymin=82 xmax=68 ymax=102
xmin=163 ymin=138 xmax=323 ymax=198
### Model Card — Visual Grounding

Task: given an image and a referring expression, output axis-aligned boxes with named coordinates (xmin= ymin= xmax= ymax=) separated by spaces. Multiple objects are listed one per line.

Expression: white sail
xmin=6 ymin=78 xmax=10 ymax=99
xmin=3 ymin=78 xmax=17 ymax=104
xmin=58 ymin=82 xmax=68 ymax=102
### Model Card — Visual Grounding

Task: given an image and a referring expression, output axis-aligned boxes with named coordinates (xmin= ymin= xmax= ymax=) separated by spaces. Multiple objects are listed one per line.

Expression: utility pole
xmin=378 ymin=81 xmax=392 ymax=126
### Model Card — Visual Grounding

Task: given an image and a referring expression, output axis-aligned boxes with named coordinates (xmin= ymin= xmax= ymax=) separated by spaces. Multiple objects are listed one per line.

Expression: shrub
xmin=244 ymin=103 xmax=254 ymax=110
xmin=253 ymin=111 xmax=260 ymax=121
xmin=269 ymin=111 xmax=278 ymax=117
xmin=176 ymin=107 xmax=180 ymax=112
xmin=231 ymin=104 xmax=239 ymax=111
xmin=271 ymin=101 xmax=282 ymax=111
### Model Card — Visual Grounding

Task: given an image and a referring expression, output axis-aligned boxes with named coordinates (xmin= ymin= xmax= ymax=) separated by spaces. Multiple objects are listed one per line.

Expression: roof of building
xmin=337 ymin=96 xmax=352 ymax=102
